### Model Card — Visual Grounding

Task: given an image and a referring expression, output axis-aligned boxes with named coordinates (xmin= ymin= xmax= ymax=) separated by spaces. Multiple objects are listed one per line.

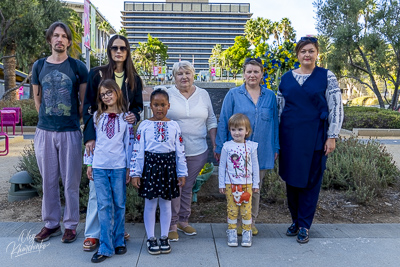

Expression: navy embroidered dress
xmin=279 ymin=67 xmax=329 ymax=188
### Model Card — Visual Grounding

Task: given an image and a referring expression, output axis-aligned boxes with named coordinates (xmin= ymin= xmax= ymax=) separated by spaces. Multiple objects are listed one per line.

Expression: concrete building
xmin=121 ymin=0 xmax=252 ymax=72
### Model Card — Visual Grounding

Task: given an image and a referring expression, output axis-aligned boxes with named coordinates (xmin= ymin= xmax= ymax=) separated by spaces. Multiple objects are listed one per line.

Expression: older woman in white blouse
xmin=167 ymin=61 xmax=217 ymax=241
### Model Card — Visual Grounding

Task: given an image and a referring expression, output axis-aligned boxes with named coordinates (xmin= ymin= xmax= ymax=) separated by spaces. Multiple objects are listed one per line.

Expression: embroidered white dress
xmin=130 ymin=120 xmax=188 ymax=200
xmin=84 ymin=112 xmax=131 ymax=169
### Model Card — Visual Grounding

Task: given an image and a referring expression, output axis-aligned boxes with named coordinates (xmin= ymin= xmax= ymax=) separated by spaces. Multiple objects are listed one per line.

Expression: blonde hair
xmin=228 ymin=113 xmax=252 ymax=138
xmin=95 ymin=79 xmax=127 ymax=124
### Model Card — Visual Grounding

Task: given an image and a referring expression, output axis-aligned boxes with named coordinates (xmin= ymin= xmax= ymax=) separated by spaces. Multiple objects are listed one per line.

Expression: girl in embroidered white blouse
xmin=84 ymin=79 xmax=130 ymax=262
xmin=130 ymin=89 xmax=188 ymax=255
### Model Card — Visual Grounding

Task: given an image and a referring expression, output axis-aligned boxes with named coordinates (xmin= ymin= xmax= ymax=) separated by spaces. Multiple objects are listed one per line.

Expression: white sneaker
xmin=241 ymin=230 xmax=252 ymax=247
xmin=226 ymin=229 xmax=238 ymax=247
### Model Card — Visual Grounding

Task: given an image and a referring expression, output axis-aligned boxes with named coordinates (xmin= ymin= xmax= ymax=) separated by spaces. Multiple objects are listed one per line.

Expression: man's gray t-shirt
xmin=32 ymin=58 xmax=88 ymax=131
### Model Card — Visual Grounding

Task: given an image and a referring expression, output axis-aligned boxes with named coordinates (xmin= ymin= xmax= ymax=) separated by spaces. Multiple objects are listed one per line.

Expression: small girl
xmin=84 ymin=79 xmax=130 ymax=263
xmin=218 ymin=113 xmax=259 ymax=247
xmin=130 ymin=89 xmax=187 ymax=255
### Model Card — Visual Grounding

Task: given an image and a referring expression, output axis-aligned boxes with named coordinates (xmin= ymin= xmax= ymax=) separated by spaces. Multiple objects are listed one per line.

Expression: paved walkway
xmin=1 ymin=222 xmax=400 ymax=266
xmin=2 ymin=132 xmax=400 ymax=266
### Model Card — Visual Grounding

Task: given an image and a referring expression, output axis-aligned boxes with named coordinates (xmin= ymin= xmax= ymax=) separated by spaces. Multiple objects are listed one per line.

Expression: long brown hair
xmin=97 ymin=35 xmax=141 ymax=92
xmin=95 ymin=79 xmax=127 ymax=124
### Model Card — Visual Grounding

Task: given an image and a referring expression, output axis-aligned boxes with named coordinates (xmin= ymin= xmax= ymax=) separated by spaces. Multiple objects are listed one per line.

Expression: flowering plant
xmin=261 ymin=40 xmax=299 ymax=92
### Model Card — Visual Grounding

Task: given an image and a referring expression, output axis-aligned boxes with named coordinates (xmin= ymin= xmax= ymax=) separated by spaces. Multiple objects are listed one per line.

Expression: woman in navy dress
xmin=277 ymin=36 xmax=343 ymax=243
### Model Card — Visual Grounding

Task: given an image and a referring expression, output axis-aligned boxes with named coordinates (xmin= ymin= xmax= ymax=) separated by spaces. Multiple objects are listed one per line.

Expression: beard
xmin=53 ymin=44 xmax=67 ymax=53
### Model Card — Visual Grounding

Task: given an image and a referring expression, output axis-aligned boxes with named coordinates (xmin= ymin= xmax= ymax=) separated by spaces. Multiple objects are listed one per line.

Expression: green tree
xmin=67 ymin=10 xmax=83 ymax=59
xmin=132 ymin=34 xmax=168 ymax=81
xmin=0 ymin=0 xmax=70 ymax=100
xmin=118 ymin=28 xmax=127 ymax=37
xmin=244 ymin=17 xmax=272 ymax=46
xmin=221 ymin=36 xmax=251 ymax=79
xmin=371 ymin=0 xmax=400 ymax=109
xmin=315 ymin=0 xmax=400 ymax=109
xmin=209 ymin=44 xmax=224 ymax=78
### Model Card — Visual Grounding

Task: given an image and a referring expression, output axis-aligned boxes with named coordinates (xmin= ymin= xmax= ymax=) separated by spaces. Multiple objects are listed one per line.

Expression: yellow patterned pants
xmin=225 ymin=184 xmax=252 ymax=230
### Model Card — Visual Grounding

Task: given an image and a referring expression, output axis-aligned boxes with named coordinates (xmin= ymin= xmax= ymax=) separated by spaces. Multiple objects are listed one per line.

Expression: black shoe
xmin=159 ymin=236 xmax=171 ymax=254
xmin=286 ymin=223 xmax=299 ymax=236
xmin=115 ymin=246 xmax=127 ymax=255
xmin=146 ymin=237 xmax=160 ymax=255
xmin=296 ymin=227 xmax=309 ymax=244
xmin=91 ymin=251 xmax=109 ymax=263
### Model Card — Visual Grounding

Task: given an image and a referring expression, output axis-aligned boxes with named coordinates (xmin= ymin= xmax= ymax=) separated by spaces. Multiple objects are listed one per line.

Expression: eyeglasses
xmin=299 ymin=36 xmax=318 ymax=43
xmin=100 ymin=90 xmax=113 ymax=99
xmin=110 ymin=46 xmax=127 ymax=52
xmin=244 ymin=57 xmax=262 ymax=64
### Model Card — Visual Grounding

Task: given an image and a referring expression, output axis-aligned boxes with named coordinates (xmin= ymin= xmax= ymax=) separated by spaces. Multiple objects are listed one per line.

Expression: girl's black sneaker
xmin=146 ymin=237 xmax=161 ymax=255
xmin=159 ymin=236 xmax=171 ymax=254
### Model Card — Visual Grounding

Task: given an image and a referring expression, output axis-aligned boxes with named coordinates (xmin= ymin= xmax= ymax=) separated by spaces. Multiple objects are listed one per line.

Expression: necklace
xmin=114 ymin=71 xmax=124 ymax=78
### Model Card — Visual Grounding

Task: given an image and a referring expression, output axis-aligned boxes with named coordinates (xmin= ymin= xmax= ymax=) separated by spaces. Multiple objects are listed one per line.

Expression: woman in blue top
xmin=277 ymin=36 xmax=343 ymax=244
xmin=216 ymin=58 xmax=279 ymax=235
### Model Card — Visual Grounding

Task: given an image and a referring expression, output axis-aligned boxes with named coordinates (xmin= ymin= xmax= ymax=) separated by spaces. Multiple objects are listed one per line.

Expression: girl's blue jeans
xmin=93 ymin=168 xmax=126 ymax=256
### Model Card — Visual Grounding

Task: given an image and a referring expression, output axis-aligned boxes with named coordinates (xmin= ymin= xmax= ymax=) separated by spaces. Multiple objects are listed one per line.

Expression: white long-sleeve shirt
xmin=277 ymin=70 xmax=344 ymax=138
xmin=130 ymin=120 xmax=188 ymax=177
xmin=167 ymin=85 xmax=217 ymax=156
xmin=84 ymin=112 xmax=131 ymax=169
xmin=218 ymin=140 xmax=260 ymax=189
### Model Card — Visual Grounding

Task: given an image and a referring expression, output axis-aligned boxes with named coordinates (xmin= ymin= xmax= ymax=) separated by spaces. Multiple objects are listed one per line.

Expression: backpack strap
xmin=67 ymin=56 xmax=81 ymax=87
xmin=35 ymin=57 xmax=47 ymax=96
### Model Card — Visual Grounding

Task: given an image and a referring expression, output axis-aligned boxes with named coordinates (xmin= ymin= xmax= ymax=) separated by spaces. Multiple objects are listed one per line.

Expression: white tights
xmin=144 ymin=197 xmax=172 ymax=238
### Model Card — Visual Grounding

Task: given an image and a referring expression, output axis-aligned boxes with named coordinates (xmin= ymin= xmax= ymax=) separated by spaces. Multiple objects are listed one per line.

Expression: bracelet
xmin=87 ymin=164 xmax=92 ymax=167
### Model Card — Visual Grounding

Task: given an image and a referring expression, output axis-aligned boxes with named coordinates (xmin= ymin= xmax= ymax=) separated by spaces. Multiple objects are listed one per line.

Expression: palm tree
xmin=67 ymin=10 xmax=83 ymax=59
xmin=279 ymin=18 xmax=296 ymax=41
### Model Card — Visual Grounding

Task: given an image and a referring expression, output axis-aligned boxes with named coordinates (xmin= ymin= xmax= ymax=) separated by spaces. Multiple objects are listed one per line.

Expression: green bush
xmin=324 ymin=137 xmax=400 ymax=203
xmin=16 ymin=142 xmax=143 ymax=219
xmin=0 ymin=99 xmax=38 ymax=126
xmin=260 ymin=137 xmax=400 ymax=204
xmin=261 ymin=162 xmax=286 ymax=203
xmin=348 ymin=96 xmax=373 ymax=106
xmin=349 ymin=97 xmax=392 ymax=107
xmin=343 ymin=106 xmax=400 ymax=130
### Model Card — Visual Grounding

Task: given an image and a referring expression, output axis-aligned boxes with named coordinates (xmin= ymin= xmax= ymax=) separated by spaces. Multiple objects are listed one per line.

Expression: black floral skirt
xmin=139 ymin=151 xmax=180 ymax=200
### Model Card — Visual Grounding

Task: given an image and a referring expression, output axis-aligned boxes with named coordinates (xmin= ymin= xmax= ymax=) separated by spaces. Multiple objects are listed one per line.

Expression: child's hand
xmin=126 ymin=170 xmax=131 ymax=184
xmin=253 ymin=188 xmax=259 ymax=193
xmin=178 ymin=177 xmax=186 ymax=187
xmin=214 ymin=152 xmax=220 ymax=162
xmin=219 ymin=188 xmax=226 ymax=194
xmin=131 ymin=177 xmax=140 ymax=188
xmin=87 ymin=166 xmax=93 ymax=181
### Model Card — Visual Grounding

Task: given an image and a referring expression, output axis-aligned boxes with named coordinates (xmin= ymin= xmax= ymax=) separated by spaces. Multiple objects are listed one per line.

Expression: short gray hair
xmin=172 ymin=61 xmax=195 ymax=77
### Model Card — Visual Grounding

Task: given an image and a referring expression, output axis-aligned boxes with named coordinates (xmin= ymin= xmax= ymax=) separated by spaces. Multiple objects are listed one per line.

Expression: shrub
xmin=16 ymin=142 xmax=144 ymax=219
xmin=343 ymin=106 xmax=400 ymax=130
xmin=261 ymin=162 xmax=286 ymax=203
xmin=260 ymin=137 xmax=400 ymax=204
xmin=0 ymin=99 xmax=38 ymax=126
xmin=348 ymin=96 xmax=373 ymax=106
xmin=349 ymin=97 xmax=392 ymax=107
xmin=323 ymin=137 xmax=400 ymax=203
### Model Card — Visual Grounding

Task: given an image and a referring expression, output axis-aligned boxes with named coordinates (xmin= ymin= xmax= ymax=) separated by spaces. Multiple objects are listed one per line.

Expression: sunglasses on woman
xmin=299 ymin=37 xmax=318 ymax=43
xmin=110 ymin=46 xmax=128 ymax=52
xmin=245 ymin=57 xmax=262 ymax=64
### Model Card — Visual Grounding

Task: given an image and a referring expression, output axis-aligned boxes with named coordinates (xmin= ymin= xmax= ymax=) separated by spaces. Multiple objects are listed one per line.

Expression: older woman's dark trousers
xmin=286 ymin=150 xmax=325 ymax=229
